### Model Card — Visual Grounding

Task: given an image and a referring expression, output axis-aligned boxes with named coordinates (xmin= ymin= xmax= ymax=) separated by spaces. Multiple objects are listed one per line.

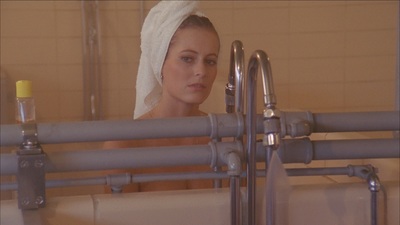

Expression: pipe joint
xmin=225 ymin=83 xmax=235 ymax=113
xmin=224 ymin=152 xmax=242 ymax=177
xmin=263 ymin=116 xmax=281 ymax=149
xmin=347 ymin=164 xmax=381 ymax=192
xmin=263 ymin=108 xmax=280 ymax=119
xmin=106 ymin=173 xmax=132 ymax=193
xmin=280 ymin=111 xmax=314 ymax=137
xmin=210 ymin=141 xmax=243 ymax=176
xmin=287 ymin=120 xmax=312 ymax=138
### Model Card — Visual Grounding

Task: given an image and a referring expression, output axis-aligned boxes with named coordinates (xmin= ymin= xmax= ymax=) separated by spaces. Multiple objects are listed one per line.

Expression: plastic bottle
xmin=15 ymin=80 xmax=36 ymax=123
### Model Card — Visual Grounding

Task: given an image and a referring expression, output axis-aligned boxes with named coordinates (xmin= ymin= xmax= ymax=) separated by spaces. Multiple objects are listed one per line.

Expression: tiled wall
xmin=0 ymin=0 xmax=398 ymax=197
xmin=1 ymin=0 xmax=398 ymax=122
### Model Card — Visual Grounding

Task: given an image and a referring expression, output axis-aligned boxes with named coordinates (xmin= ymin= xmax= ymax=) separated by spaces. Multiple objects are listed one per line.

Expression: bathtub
xmin=1 ymin=181 xmax=398 ymax=225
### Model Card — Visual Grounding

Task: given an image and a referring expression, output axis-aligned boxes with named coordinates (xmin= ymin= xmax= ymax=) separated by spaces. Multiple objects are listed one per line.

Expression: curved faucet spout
xmin=225 ymin=40 xmax=245 ymax=113
xmin=246 ymin=50 xmax=280 ymax=225
xmin=247 ymin=50 xmax=277 ymax=109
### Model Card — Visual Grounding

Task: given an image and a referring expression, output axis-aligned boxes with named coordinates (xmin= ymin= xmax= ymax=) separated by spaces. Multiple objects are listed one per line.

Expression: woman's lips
xmin=188 ymin=83 xmax=206 ymax=90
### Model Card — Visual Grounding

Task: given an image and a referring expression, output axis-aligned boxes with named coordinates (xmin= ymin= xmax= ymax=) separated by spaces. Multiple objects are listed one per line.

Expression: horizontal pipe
xmin=311 ymin=138 xmax=400 ymax=160
xmin=0 ymin=113 xmax=243 ymax=146
xmin=1 ymin=171 xmax=230 ymax=191
xmin=257 ymin=138 xmax=399 ymax=163
xmin=1 ymin=138 xmax=398 ymax=176
xmin=311 ymin=111 xmax=400 ymax=132
xmin=0 ymin=142 xmax=241 ymax=175
xmin=2 ymin=165 xmax=378 ymax=191
xmin=1 ymin=111 xmax=398 ymax=147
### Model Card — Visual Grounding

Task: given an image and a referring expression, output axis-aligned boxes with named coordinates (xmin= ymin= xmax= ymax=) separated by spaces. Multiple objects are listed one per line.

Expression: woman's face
xmin=161 ymin=27 xmax=219 ymax=107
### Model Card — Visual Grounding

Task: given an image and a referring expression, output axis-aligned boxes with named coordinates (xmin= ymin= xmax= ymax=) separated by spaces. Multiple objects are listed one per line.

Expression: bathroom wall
xmin=0 ymin=0 xmax=398 ymax=122
xmin=1 ymin=0 xmax=399 ymax=197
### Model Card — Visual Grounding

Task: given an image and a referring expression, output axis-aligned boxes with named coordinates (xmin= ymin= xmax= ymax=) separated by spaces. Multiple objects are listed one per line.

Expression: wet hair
xmin=178 ymin=15 xmax=218 ymax=34
xmin=170 ymin=15 xmax=220 ymax=47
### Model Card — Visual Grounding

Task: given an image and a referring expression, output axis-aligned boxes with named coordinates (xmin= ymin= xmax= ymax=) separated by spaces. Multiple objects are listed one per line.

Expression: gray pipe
xmin=1 ymin=141 xmax=242 ymax=175
xmin=258 ymin=138 xmax=399 ymax=164
xmin=1 ymin=138 xmax=397 ymax=176
xmin=1 ymin=171 xmax=231 ymax=191
xmin=0 ymin=113 xmax=243 ymax=146
xmin=2 ymin=112 xmax=398 ymax=147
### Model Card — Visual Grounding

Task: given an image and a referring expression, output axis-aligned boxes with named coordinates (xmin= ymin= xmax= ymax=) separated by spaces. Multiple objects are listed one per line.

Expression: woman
xmin=104 ymin=1 xmax=222 ymax=192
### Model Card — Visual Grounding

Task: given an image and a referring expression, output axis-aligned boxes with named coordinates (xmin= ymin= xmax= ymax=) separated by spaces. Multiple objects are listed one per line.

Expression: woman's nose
xmin=194 ymin=62 xmax=207 ymax=77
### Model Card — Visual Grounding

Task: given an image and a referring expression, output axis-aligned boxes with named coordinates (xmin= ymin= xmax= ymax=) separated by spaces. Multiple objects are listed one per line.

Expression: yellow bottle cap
xmin=16 ymin=80 xmax=33 ymax=98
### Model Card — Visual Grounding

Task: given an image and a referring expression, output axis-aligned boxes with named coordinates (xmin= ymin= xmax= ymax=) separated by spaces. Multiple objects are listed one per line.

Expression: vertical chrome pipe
xmin=81 ymin=0 xmax=102 ymax=120
xmin=225 ymin=40 xmax=245 ymax=114
xmin=246 ymin=50 xmax=280 ymax=225
xmin=225 ymin=40 xmax=245 ymax=225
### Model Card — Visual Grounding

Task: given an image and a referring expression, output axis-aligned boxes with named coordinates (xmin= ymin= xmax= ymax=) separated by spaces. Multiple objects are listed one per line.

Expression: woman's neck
xmin=150 ymin=100 xmax=203 ymax=118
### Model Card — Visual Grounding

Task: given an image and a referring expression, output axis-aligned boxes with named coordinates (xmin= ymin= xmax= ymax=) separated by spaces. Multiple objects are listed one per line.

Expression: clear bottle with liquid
xmin=15 ymin=80 xmax=36 ymax=123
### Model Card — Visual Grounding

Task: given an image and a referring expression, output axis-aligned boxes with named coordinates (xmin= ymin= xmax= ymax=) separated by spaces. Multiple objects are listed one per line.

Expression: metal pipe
xmin=1 ymin=138 xmax=397 ymax=176
xmin=1 ymin=171 xmax=231 ymax=191
xmin=311 ymin=111 xmax=400 ymax=133
xmin=2 ymin=111 xmax=398 ymax=147
xmin=1 ymin=141 xmax=241 ymax=175
xmin=246 ymin=50 xmax=279 ymax=225
xmin=0 ymin=113 xmax=243 ymax=146
xmin=81 ymin=0 xmax=102 ymax=121
xmin=225 ymin=40 xmax=245 ymax=225
xmin=225 ymin=40 xmax=245 ymax=114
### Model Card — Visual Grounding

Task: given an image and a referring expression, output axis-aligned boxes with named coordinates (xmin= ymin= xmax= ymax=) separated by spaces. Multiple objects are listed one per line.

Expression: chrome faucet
xmin=246 ymin=50 xmax=280 ymax=225
xmin=225 ymin=40 xmax=245 ymax=114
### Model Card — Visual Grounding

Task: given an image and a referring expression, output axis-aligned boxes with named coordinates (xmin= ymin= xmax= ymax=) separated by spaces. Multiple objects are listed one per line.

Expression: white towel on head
xmin=133 ymin=0 xmax=202 ymax=119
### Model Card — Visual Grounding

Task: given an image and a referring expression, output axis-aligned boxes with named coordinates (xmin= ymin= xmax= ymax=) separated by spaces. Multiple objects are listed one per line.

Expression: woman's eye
xmin=181 ymin=56 xmax=193 ymax=63
xmin=206 ymin=59 xmax=217 ymax=66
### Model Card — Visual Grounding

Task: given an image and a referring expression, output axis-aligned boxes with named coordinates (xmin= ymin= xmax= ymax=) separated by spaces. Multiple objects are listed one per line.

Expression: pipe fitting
xmin=224 ymin=152 xmax=242 ymax=177
xmin=209 ymin=141 xmax=243 ymax=176
xmin=263 ymin=108 xmax=280 ymax=119
xmin=106 ymin=173 xmax=131 ymax=193
xmin=279 ymin=111 xmax=313 ymax=138
xmin=347 ymin=164 xmax=381 ymax=192
xmin=367 ymin=173 xmax=381 ymax=192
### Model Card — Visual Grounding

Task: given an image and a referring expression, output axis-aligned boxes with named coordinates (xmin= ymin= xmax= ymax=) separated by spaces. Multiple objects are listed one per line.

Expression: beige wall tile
xmin=1 ymin=37 xmax=58 ymax=64
xmin=202 ymin=9 xmax=233 ymax=36
xmin=345 ymin=30 xmax=397 ymax=56
xmin=234 ymin=1 xmax=289 ymax=8
xmin=34 ymin=91 xmax=60 ymax=122
xmin=344 ymin=81 xmax=396 ymax=108
xmin=234 ymin=7 xmax=290 ymax=35
xmin=290 ymin=58 xmax=345 ymax=84
xmin=116 ymin=10 xmax=141 ymax=37
xmin=59 ymin=91 xmax=84 ymax=120
xmin=54 ymin=1 xmax=80 ymax=10
xmin=345 ymin=55 xmax=397 ymax=82
xmin=101 ymin=90 xmax=121 ymax=118
xmin=238 ymin=34 xmax=290 ymax=59
xmin=271 ymin=59 xmax=289 ymax=85
xmin=290 ymin=5 xmax=346 ymax=32
xmin=97 ymin=9 xmax=118 ymax=37
xmin=346 ymin=3 xmax=398 ymax=30
xmin=1 ymin=1 xmax=55 ymax=10
xmin=115 ymin=1 xmax=141 ymax=10
xmin=57 ymin=38 xmax=83 ymax=64
xmin=56 ymin=10 xmax=82 ymax=37
xmin=118 ymin=63 xmax=137 ymax=90
xmin=290 ymin=32 xmax=345 ymax=58
xmin=289 ymin=83 xmax=345 ymax=110
xmin=119 ymin=89 xmax=135 ymax=118
xmin=58 ymin=65 xmax=83 ymax=91
xmin=1 ymin=10 xmax=56 ymax=37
